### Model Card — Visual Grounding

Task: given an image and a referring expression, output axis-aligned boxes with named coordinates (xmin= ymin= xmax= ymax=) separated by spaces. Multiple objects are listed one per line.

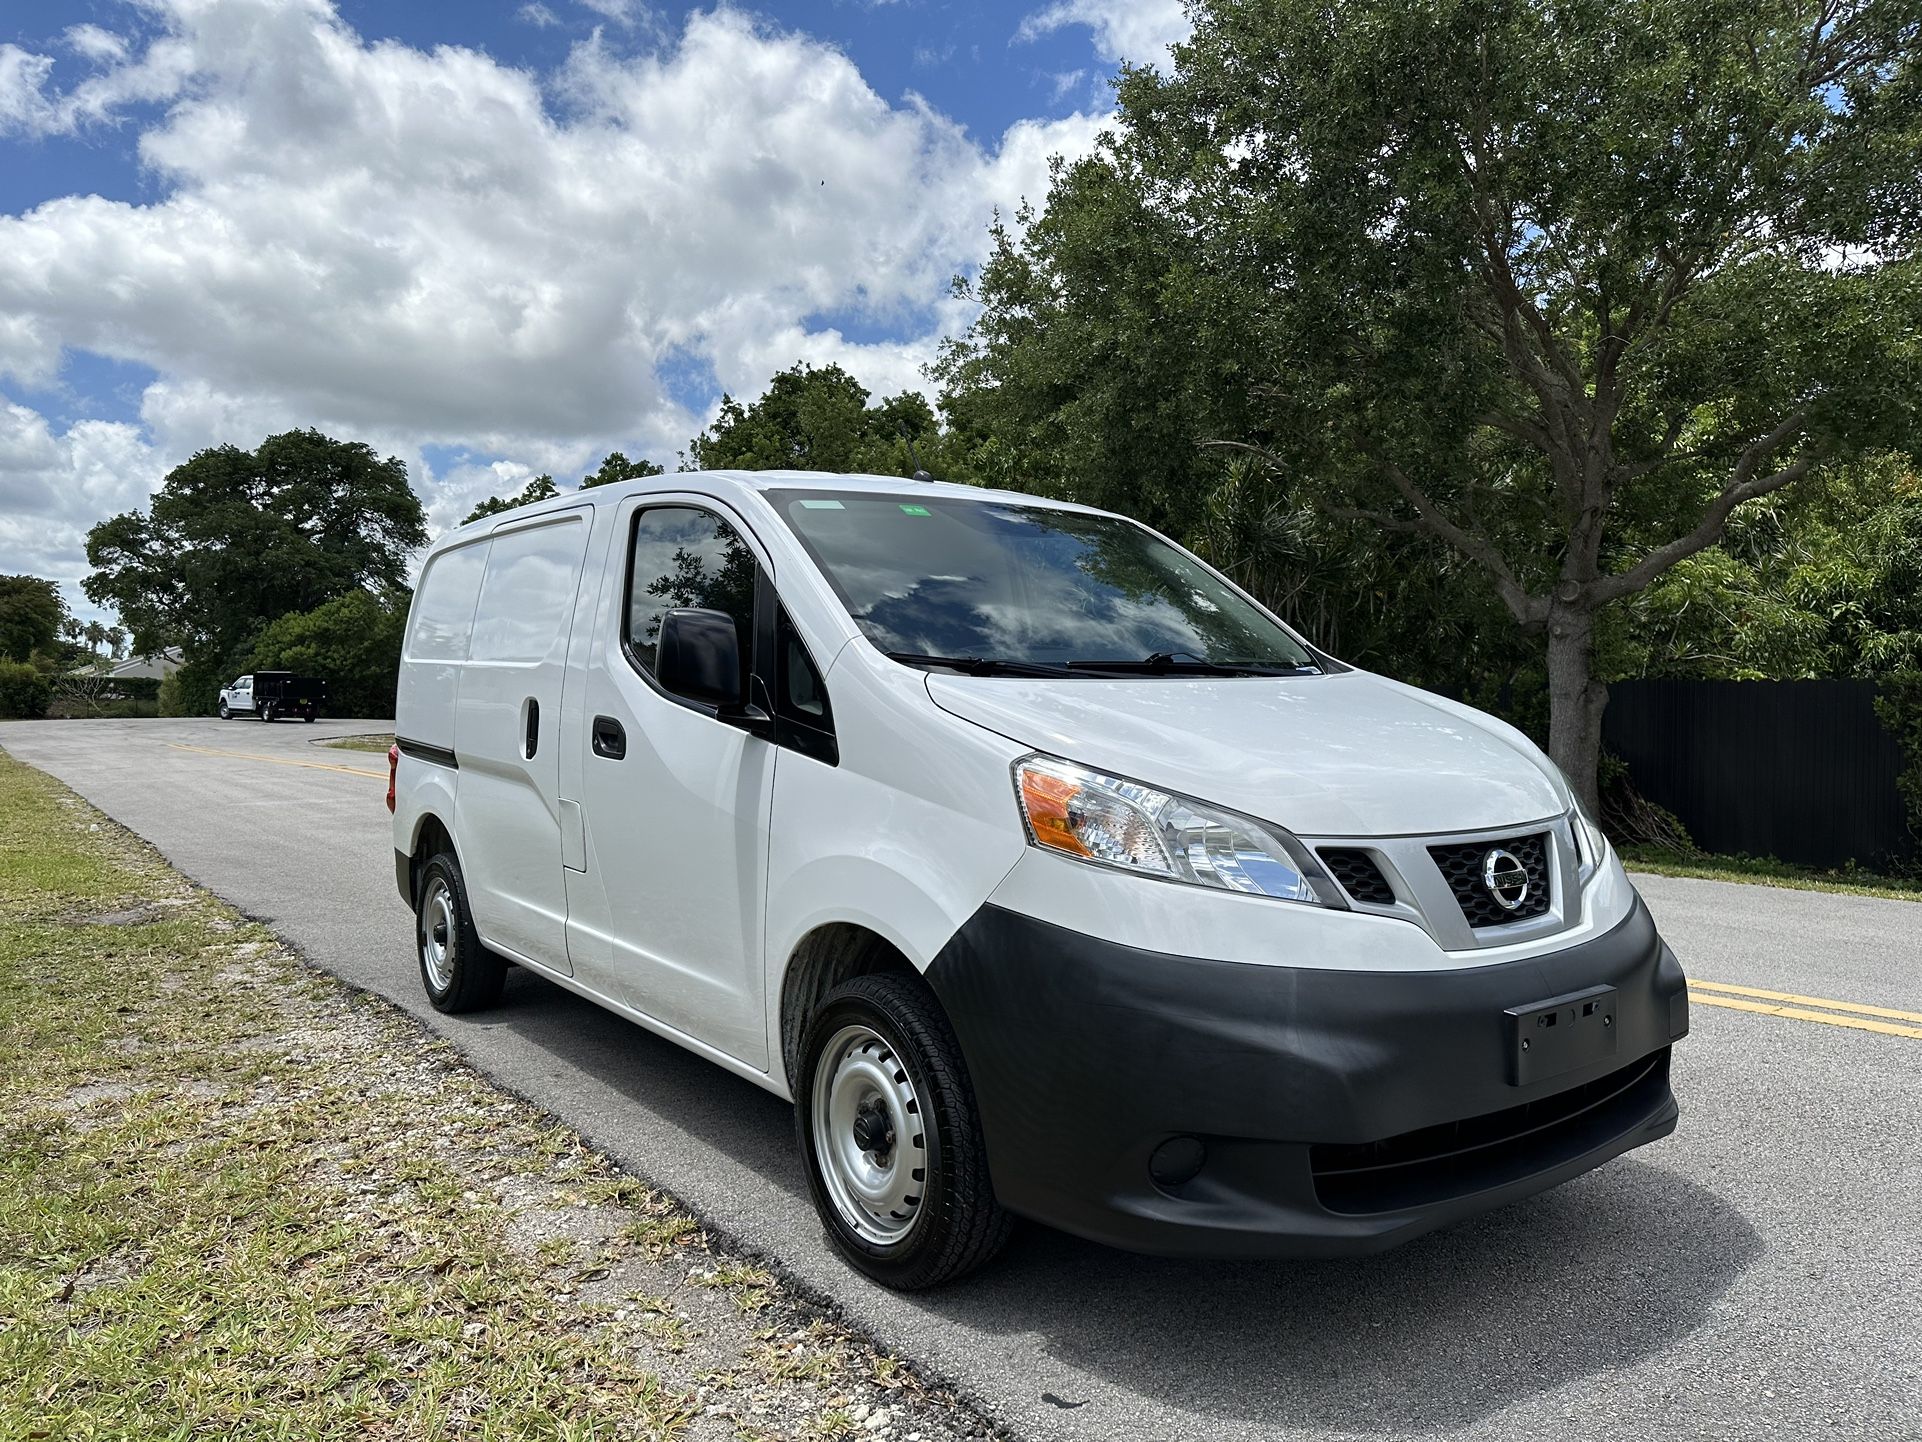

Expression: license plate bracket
xmin=1505 ymin=984 xmax=1618 ymax=1086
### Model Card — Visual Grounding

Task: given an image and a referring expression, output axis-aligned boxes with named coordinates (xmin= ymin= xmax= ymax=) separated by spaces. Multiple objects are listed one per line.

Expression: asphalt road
xmin=5 ymin=716 xmax=1919 ymax=1442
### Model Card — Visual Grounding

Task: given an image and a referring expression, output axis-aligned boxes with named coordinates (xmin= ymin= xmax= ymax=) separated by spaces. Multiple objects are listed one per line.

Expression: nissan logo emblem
xmin=1481 ymin=848 xmax=1531 ymax=911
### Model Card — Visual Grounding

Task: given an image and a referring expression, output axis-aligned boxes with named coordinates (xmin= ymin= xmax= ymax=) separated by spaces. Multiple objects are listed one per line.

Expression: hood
xmin=926 ymin=669 xmax=1566 ymax=838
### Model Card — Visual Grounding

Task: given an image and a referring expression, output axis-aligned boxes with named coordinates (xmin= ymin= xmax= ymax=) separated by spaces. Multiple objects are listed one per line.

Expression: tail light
xmin=386 ymin=743 xmax=399 ymax=813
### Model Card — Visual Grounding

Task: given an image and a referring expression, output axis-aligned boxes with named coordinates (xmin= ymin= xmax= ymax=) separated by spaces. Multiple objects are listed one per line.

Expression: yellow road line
xmin=165 ymin=742 xmax=386 ymax=780
xmin=1689 ymin=989 xmax=1922 ymax=1041
xmin=1691 ymin=979 xmax=1922 ymax=1026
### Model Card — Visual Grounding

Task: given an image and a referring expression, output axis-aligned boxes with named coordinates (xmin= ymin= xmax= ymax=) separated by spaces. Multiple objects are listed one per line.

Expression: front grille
xmin=1310 ymin=1049 xmax=1671 ymax=1215
xmin=1429 ymin=831 xmax=1551 ymax=927
xmin=1319 ymin=848 xmax=1396 ymax=905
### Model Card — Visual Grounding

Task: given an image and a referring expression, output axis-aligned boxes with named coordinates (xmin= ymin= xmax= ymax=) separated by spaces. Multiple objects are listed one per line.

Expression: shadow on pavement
xmin=469 ymin=967 xmax=1758 ymax=1435
xmin=935 ymin=1160 xmax=1756 ymax=1432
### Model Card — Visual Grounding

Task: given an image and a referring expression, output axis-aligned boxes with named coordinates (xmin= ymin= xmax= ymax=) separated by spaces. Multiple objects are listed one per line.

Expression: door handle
xmin=524 ymin=697 xmax=540 ymax=759
xmin=592 ymin=715 xmax=626 ymax=760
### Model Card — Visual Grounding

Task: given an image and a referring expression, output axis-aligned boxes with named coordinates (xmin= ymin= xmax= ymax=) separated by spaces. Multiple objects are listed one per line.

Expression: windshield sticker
xmin=899 ymin=504 xmax=932 ymax=516
xmin=799 ymin=499 xmax=845 ymax=510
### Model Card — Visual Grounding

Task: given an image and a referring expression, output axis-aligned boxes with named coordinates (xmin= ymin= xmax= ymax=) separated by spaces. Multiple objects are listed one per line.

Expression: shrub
xmin=253 ymin=589 xmax=407 ymax=718
xmin=1874 ymin=672 xmax=1922 ymax=853
xmin=157 ymin=669 xmax=187 ymax=717
xmin=0 ymin=659 xmax=52 ymax=719
xmin=1598 ymin=750 xmax=1697 ymax=855
xmin=168 ymin=656 xmax=234 ymax=718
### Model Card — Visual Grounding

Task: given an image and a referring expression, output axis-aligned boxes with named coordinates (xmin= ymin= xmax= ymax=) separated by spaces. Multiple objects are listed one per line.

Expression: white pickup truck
xmin=217 ymin=671 xmax=324 ymax=722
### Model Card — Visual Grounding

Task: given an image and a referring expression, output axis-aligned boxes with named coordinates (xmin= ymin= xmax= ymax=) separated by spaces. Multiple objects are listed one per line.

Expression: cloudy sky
xmin=0 ymin=0 xmax=1189 ymax=627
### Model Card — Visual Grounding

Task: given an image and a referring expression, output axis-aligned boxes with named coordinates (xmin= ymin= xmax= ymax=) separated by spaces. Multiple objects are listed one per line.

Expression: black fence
xmin=1603 ymin=679 xmax=1913 ymax=869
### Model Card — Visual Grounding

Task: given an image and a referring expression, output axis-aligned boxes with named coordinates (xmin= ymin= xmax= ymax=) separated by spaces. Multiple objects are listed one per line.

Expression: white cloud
xmin=1016 ymin=0 xmax=1192 ymax=66
xmin=577 ymin=0 xmax=647 ymax=27
xmin=518 ymin=4 xmax=562 ymax=27
xmin=0 ymin=46 xmax=60 ymax=134
xmin=0 ymin=399 xmax=167 ymax=619
xmin=0 ymin=32 xmax=194 ymax=138
xmin=65 ymin=24 xmax=131 ymax=66
xmin=0 ymin=0 xmax=1107 ymax=620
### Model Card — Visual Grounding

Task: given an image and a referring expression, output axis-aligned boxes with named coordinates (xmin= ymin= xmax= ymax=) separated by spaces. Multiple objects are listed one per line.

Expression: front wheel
xmin=415 ymin=853 xmax=506 ymax=1013
xmin=217 ymin=702 xmax=230 ymax=719
xmin=796 ymin=972 xmax=1011 ymax=1289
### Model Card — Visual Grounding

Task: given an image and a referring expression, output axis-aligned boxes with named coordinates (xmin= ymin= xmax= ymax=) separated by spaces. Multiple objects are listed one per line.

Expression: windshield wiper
xmin=886 ymin=652 xmax=1076 ymax=678
xmin=1065 ymin=652 xmax=1320 ymax=677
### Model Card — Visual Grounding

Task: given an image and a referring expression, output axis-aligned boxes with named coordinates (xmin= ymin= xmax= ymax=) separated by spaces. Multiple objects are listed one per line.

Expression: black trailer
xmin=252 ymin=671 xmax=326 ymax=722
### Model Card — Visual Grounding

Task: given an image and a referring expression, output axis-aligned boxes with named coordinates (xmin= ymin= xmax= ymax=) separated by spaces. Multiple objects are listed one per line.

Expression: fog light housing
xmin=1149 ymin=1135 xmax=1206 ymax=1188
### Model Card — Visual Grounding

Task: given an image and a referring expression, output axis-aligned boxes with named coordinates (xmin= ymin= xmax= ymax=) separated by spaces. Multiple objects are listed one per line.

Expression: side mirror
xmin=656 ymin=607 xmax=746 ymax=708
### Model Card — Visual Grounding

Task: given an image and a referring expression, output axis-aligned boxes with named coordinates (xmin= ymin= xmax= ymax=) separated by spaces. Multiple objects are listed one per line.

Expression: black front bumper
xmin=924 ymin=899 xmax=1688 ymax=1258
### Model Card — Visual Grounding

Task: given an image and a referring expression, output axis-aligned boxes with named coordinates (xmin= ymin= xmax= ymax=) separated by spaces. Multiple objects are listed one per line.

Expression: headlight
xmin=1013 ymin=755 xmax=1331 ymax=904
xmin=1551 ymin=764 xmax=1609 ymax=873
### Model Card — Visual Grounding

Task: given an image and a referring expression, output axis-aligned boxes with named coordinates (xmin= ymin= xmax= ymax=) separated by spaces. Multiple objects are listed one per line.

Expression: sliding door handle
xmin=591 ymin=715 xmax=626 ymax=760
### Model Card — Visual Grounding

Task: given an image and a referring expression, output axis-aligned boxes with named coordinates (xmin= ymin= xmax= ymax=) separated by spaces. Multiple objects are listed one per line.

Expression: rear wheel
xmin=796 ymin=972 xmax=1011 ymax=1289
xmin=415 ymin=852 xmax=506 ymax=1013
xmin=259 ymin=701 xmax=277 ymax=723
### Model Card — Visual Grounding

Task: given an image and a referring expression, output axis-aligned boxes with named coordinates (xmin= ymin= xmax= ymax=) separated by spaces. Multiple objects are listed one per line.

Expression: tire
xmin=796 ymin=971 xmax=1011 ymax=1289
xmin=414 ymin=852 xmax=506 ymax=1013
xmin=217 ymin=702 xmax=230 ymax=719
xmin=259 ymin=702 xmax=276 ymax=723
xmin=303 ymin=712 xmax=315 ymax=723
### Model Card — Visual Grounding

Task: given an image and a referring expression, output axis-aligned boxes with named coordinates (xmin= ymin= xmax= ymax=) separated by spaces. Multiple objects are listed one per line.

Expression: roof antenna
xmin=899 ymin=422 xmax=937 ymax=484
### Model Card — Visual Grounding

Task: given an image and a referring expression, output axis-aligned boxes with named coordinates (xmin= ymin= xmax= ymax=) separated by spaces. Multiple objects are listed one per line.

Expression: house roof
xmin=108 ymin=647 xmax=184 ymax=680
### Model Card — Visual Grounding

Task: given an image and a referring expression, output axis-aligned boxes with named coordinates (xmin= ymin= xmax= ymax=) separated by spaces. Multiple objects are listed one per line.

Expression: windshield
xmin=774 ymin=491 xmax=1319 ymax=673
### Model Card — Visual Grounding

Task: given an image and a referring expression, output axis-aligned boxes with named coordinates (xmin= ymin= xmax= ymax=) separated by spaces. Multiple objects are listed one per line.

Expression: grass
xmin=0 ymin=751 xmax=989 ymax=1442
xmin=322 ymin=732 xmax=395 ymax=753
xmin=1622 ymin=845 xmax=1922 ymax=902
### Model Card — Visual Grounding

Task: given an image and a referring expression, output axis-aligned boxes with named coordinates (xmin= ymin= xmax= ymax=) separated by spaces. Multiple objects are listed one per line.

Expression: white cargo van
xmin=389 ymin=471 xmax=1688 ymax=1289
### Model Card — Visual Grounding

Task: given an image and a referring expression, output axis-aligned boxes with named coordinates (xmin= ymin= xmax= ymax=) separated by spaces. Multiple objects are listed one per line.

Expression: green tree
xmin=252 ymin=588 xmax=410 ymax=718
xmin=462 ymin=452 xmax=669 ymax=525
xmin=580 ymin=451 xmax=665 ymax=489
xmin=944 ymin=0 xmax=1922 ymax=812
xmin=690 ymin=363 xmax=959 ymax=479
xmin=463 ymin=474 xmax=559 ymax=526
xmin=1618 ymin=455 xmax=1922 ymax=681
xmin=937 ymin=181 xmax=1272 ymax=538
xmin=0 ymin=575 xmax=65 ymax=664
xmin=84 ymin=430 xmax=426 ymax=670
xmin=0 ymin=659 xmax=51 ymax=719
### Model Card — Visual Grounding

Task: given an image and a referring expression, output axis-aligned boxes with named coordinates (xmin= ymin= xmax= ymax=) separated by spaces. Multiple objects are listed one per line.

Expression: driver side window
xmin=625 ymin=505 xmax=758 ymax=694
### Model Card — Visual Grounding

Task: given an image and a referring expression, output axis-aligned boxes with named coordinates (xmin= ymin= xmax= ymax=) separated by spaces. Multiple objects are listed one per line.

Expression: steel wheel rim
xmin=811 ymin=1023 xmax=927 ymax=1245
xmin=420 ymin=876 xmax=455 ymax=992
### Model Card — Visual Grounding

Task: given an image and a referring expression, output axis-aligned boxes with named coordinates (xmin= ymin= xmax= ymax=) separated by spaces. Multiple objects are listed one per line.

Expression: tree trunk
xmin=1544 ymin=607 xmax=1608 ymax=817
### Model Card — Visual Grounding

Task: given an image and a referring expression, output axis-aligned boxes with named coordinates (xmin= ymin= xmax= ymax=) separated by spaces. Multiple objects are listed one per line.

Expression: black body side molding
xmin=396 ymin=736 xmax=459 ymax=769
